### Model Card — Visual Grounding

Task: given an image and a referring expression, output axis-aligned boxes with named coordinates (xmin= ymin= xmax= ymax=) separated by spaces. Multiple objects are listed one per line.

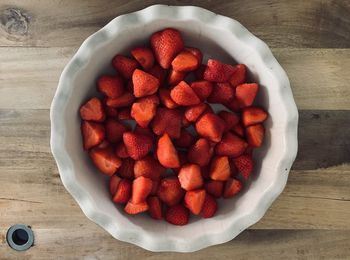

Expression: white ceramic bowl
xmin=50 ymin=5 xmax=298 ymax=252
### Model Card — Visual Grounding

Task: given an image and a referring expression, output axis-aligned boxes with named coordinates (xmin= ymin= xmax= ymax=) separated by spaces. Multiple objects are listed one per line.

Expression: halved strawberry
xmin=131 ymin=176 xmax=153 ymax=204
xmin=171 ymin=50 xmax=199 ymax=72
xmin=223 ymin=178 xmax=242 ymax=198
xmin=132 ymin=69 xmax=160 ymax=98
xmin=218 ymin=111 xmax=240 ymax=131
xmin=167 ymin=69 xmax=187 ymax=86
xmin=147 ymin=196 xmax=163 ymax=220
xmin=124 ymin=201 xmax=148 ymax=215
xmin=106 ymin=92 xmax=135 ymax=108
xmin=229 ymin=64 xmax=247 ymax=87
xmin=123 ymin=132 xmax=153 ymax=160
xmin=156 ymin=133 xmax=180 ymax=168
xmin=147 ymin=64 xmax=167 ymax=86
xmin=105 ymin=119 xmax=129 ymax=143
xmin=150 ymin=28 xmax=184 ymax=69
xmin=81 ymin=121 xmax=105 ymax=150
xmin=205 ymin=180 xmax=224 ymax=198
xmin=117 ymin=107 xmax=132 ymax=120
xmin=157 ymin=177 xmax=184 ymax=206
xmin=113 ymin=178 xmax=132 ymax=204
xmin=242 ymin=107 xmax=268 ymax=127
xmin=115 ymin=142 xmax=129 ymax=158
xmin=151 ymin=107 xmax=182 ymax=138
xmin=194 ymin=65 xmax=206 ymax=80
xmin=105 ymin=106 xmax=118 ymax=118
xmin=195 ymin=113 xmax=225 ymax=142
xmin=235 ymin=83 xmax=258 ymax=107
xmin=207 ymin=83 xmax=235 ymax=103
xmin=185 ymin=47 xmax=203 ymax=65
xmin=89 ymin=146 xmax=122 ymax=176
xmin=109 ymin=174 xmax=121 ymax=196
xmin=178 ymin=164 xmax=203 ymax=191
xmin=134 ymin=155 xmax=165 ymax=180
xmin=215 ymin=132 xmax=248 ymax=157
xmin=80 ymin=97 xmax=106 ymax=122
xmin=170 ymin=81 xmax=201 ymax=106
xmin=200 ymin=194 xmax=218 ymax=218
xmin=246 ymin=124 xmax=265 ymax=147
xmin=184 ymin=189 xmax=206 ymax=215
xmin=165 ymin=204 xmax=189 ymax=226
xmin=158 ymin=88 xmax=179 ymax=109
xmin=233 ymin=155 xmax=254 ymax=179
xmin=112 ymin=55 xmax=138 ymax=79
xmin=190 ymin=80 xmax=213 ymax=101
xmin=131 ymin=47 xmax=155 ymax=70
xmin=131 ymin=101 xmax=157 ymax=128
xmin=184 ymin=103 xmax=208 ymax=122
xmin=137 ymin=94 xmax=160 ymax=105
xmin=95 ymin=140 xmax=110 ymax=149
xmin=174 ymin=128 xmax=195 ymax=148
xmin=210 ymin=156 xmax=230 ymax=181
xmin=203 ymin=59 xmax=235 ymax=82
xmin=97 ymin=75 xmax=124 ymax=98
xmin=232 ymin=123 xmax=245 ymax=137
xmin=117 ymin=157 xmax=135 ymax=179
xmin=187 ymin=138 xmax=213 ymax=167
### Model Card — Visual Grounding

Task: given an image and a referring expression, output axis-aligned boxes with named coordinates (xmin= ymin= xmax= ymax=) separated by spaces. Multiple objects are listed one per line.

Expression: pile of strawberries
xmin=79 ymin=28 xmax=268 ymax=225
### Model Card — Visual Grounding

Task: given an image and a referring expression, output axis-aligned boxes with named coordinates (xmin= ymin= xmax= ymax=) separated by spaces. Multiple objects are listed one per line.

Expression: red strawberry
xmin=81 ymin=121 xmax=105 ymax=150
xmin=187 ymin=138 xmax=213 ymax=167
xmin=123 ymin=132 xmax=153 ymax=160
xmin=223 ymin=178 xmax=242 ymax=198
xmin=167 ymin=69 xmax=187 ymax=86
xmin=80 ymin=97 xmax=106 ymax=122
xmin=134 ymin=125 xmax=155 ymax=141
xmin=147 ymin=196 xmax=163 ymax=220
xmin=106 ymin=92 xmax=135 ymax=108
xmin=210 ymin=156 xmax=230 ymax=181
xmin=112 ymin=55 xmax=138 ymax=79
xmin=105 ymin=106 xmax=118 ymax=118
xmin=229 ymin=64 xmax=246 ymax=87
xmin=113 ymin=179 xmax=132 ymax=204
xmin=229 ymin=158 xmax=239 ymax=177
xmin=115 ymin=142 xmax=129 ymax=158
xmin=150 ymin=28 xmax=184 ymax=69
xmin=232 ymin=123 xmax=245 ymax=137
xmin=157 ymin=177 xmax=184 ymax=206
xmin=200 ymin=194 xmax=218 ymax=218
xmin=203 ymin=59 xmax=235 ymax=83
xmin=207 ymin=83 xmax=235 ymax=103
xmin=235 ymin=83 xmax=258 ymax=107
xmin=105 ymin=119 xmax=129 ymax=143
xmin=134 ymin=155 xmax=165 ymax=180
xmin=165 ymin=204 xmax=189 ymax=226
xmin=118 ymin=157 xmax=135 ymax=179
xmin=109 ymin=174 xmax=121 ymax=196
xmin=170 ymin=81 xmax=201 ymax=106
xmin=156 ymin=133 xmax=180 ymax=168
xmin=242 ymin=107 xmax=268 ymax=127
xmin=182 ymin=116 xmax=191 ymax=127
xmin=137 ymin=94 xmax=160 ymax=105
xmin=132 ymin=69 xmax=160 ymax=98
xmin=171 ymin=50 xmax=199 ymax=72
xmin=215 ymin=132 xmax=248 ymax=157
xmin=205 ymin=180 xmax=224 ymax=198
xmin=224 ymin=98 xmax=241 ymax=112
xmin=89 ymin=146 xmax=122 ymax=176
xmin=147 ymin=64 xmax=167 ymax=86
xmin=185 ymin=47 xmax=203 ymax=65
xmin=195 ymin=113 xmax=225 ymax=142
xmin=131 ymin=101 xmax=157 ymax=128
xmin=178 ymin=164 xmax=203 ymax=191
xmin=131 ymin=47 xmax=155 ymax=70
xmin=233 ymin=155 xmax=254 ymax=179
xmin=158 ymin=88 xmax=179 ymax=109
xmin=97 ymin=75 xmax=124 ymax=98
xmin=150 ymin=179 xmax=160 ymax=195
xmin=201 ymin=166 xmax=211 ymax=180
xmin=174 ymin=128 xmax=195 ymax=148
xmin=131 ymin=176 xmax=153 ymax=204
xmin=246 ymin=124 xmax=265 ymax=147
xmin=95 ymin=140 xmax=110 ymax=149
xmin=117 ymin=107 xmax=132 ymax=120
xmin=184 ymin=189 xmax=206 ymax=215
xmin=194 ymin=64 xmax=206 ymax=80
xmin=184 ymin=103 xmax=208 ymax=122
xmin=126 ymin=80 xmax=134 ymax=92
xmin=124 ymin=201 xmax=149 ymax=215
xmin=218 ymin=111 xmax=240 ymax=131
xmin=151 ymin=107 xmax=182 ymax=138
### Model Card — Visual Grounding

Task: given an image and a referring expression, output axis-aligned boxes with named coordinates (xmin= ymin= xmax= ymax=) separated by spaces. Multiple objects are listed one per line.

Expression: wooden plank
xmin=0 ymin=47 xmax=349 ymax=110
xmin=0 ymin=0 xmax=349 ymax=48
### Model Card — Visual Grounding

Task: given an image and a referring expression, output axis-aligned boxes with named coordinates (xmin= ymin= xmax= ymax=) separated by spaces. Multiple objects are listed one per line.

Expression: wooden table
xmin=0 ymin=1 xmax=349 ymax=259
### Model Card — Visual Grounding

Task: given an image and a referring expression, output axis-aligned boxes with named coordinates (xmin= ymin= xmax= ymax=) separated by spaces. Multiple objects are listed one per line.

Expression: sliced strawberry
xmin=158 ymin=88 xmax=178 ymax=109
xmin=170 ymin=81 xmax=201 ymax=106
xmin=171 ymin=50 xmax=199 ymax=72
xmin=242 ymin=107 xmax=268 ymax=127
xmin=184 ymin=103 xmax=208 ymax=122
xmin=215 ymin=132 xmax=248 ymax=157
xmin=109 ymin=174 xmax=121 ymax=196
xmin=187 ymin=138 xmax=213 ymax=167
xmin=105 ymin=106 xmax=118 ymax=118
xmin=174 ymin=128 xmax=195 ymax=148
xmin=117 ymin=107 xmax=132 ymax=120
xmin=81 ymin=121 xmax=105 ymax=150
xmin=205 ymin=180 xmax=224 ymax=198
xmin=131 ymin=47 xmax=155 ymax=70
xmin=97 ymin=75 xmax=124 ymax=98
xmin=80 ymin=97 xmax=106 ymax=122
xmin=151 ymin=107 xmax=182 ymax=138
xmin=207 ymin=83 xmax=235 ymax=103
xmin=194 ymin=64 xmax=206 ymax=80
xmin=89 ymin=146 xmax=122 ymax=176
xmin=185 ymin=47 xmax=203 ymax=65
xmin=112 ymin=55 xmax=138 ymax=79
xmin=246 ymin=124 xmax=265 ymax=147
xmin=113 ymin=179 xmax=132 ymax=204
xmin=200 ymin=193 xmax=218 ymax=218
xmin=157 ymin=177 xmax=184 ymax=206
xmin=178 ymin=164 xmax=203 ymax=191
xmin=165 ymin=204 xmax=189 ymax=226
xmin=131 ymin=101 xmax=157 ymax=128
xmin=232 ymin=123 xmax=245 ymax=137
xmin=156 ymin=133 xmax=180 ymax=168
xmin=235 ymin=83 xmax=258 ymax=107
xmin=124 ymin=201 xmax=148 ymax=215
xmin=233 ymin=155 xmax=254 ymax=179
xmin=195 ymin=113 xmax=225 ymax=142
xmin=223 ymin=178 xmax=242 ymax=198
xmin=117 ymin=157 xmax=135 ymax=179
xmin=184 ymin=189 xmax=206 ymax=215
xmin=229 ymin=64 xmax=247 ymax=87
xmin=131 ymin=176 xmax=153 ymax=204
xmin=147 ymin=64 xmax=167 ymax=86
xmin=123 ymin=132 xmax=153 ymax=160
xmin=210 ymin=156 xmax=230 ymax=181
xmin=167 ymin=69 xmax=187 ymax=86
xmin=95 ymin=140 xmax=110 ymax=149
xmin=106 ymin=92 xmax=135 ymax=108
xmin=203 ymin=59 xmax=235 ymax=83
xmin=132 ymin=69 xmax=160 ymax=98
xmin=137 ymin=94 xmax=160 ymax=105
xmin=115 ymin=142 xmax=129 ymax=158
xmin=218 ymin=110 xmax=240 ymax=131
xmin=134 ymin=155 xmax=165 ymax=180
xmin=105 ymin=119 xmax=129 ymax=143
xmin=147 ymin=196 xmax=163 ymax=220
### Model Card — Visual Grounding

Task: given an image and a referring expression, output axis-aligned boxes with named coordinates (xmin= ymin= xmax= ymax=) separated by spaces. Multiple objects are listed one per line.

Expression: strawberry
xmin=170 ymin=81 xmax=201 ymax=106
xmin=184 ymin=103 xmax=208 ymax=122
xmin=215 ymin=132 xmax=248 ymax=157
xmin=174 ymin=128 xmax=195 ymax=148
xmin=182 ymin=116 xmax=191 ymax=127
xmin=157 ymin=177 xmax=184 ymax=206
xmin=113 ymin=178 xmax=132 ymax=204
xmin=97 ymin=75 xmax=124 ymax=98
xmin=233 ymin=154 xmax=254 ymax=179
xmin=95 ymin=140 xmax=110 ymax=149
xmin=89 ymin=146 xmax=122 ymax=176
xmin=187 ymin=138 xmax=213 ymax=167
xmin=229 ymin=158 xmax=239 ymax=177
xmin=123 ymin=132 xmax=153 ymax=160
xmin=105 ymin=119 xmax=130 ymax=143
xmin=109 ymin=174 xmax=121 ymax=196
xmin=147 ymin=64 xmax=167 ymax=86
xmin=132 ymin=69 xmax=160 ymax=98
xmin=156 ymin=133 xmax=180 ymax=168
xmin=210 ymin=156 xmax=230 ymax=181
xmin=106 ymin=92 xmax=135 ymax=108
xmin=200 ymin=193 xmax=218 ymax=218
xmin=184 ymin=189 xmax=206 ymax=215
xmin=80 ymin=97 xmax=106 ymax=122
xmin=224 ymin=98 xmax=241 ymax=112
xmin=178 ymin=164 xmax=203 ymax=191
xmin=158 ymin=88 xmax=179 ymax=109
xmin=150 ymin=179 xmax=160 ymax=195
xmin=246 ymin=124 xmax=265 ymax=147
xmin=131 ymin=47 xmax=155 ymax=70
xmin=207 ymin=83 xmax=235 ymax=103
xmin=229 ymin=64 xmax=247 ymax=87
xmin=134 ymin=125 xmax=155 ymax=141
xmin=150 ymin=28 xmax=184 ymax=69
xmin=235 ymin=83 xmax=258 ymax=107
xmin=147 ymin=196 xmax=163 ymax=220
xmin=195 ymin=113 xmax=225 ymax=142
xmin=242 ymin=107 xmax=268 ymax=127
xmin=124 ymin=201 xmax=149 ymax=215
xmin=134 ymin=155 xmax=165 ymax=180
xmin=205 ymin=180 xmax=224 ymax=198
xmin=81 ymin=121 xmax=105 ymax=150
xmin=165 ymin=204 xmax=189 ymax=226
xmin=171 ymin=50 xmax=199 ymax=72
xmin=203 ymin=59 xmax=235 ymax=82
xmin=232 ymin=123 xmax=245 ymax=137
xmin=117 ymin=157 xmax=135 ymax=179
xmin=137 ymin=94 xmax=160 ymax=105
xmin=126 ymin=80 xmax=134 ymax=92
xmin=223 ymin=178 xmax=242 ymax=198
xmin=218 ymin=111 xmax=240 ymax=131
xmin=131 ymin=101 xmax=157 ymax=127
xmin=194 ymin=65 xmax=206 ymax=80
xmin=117 ymin=107 xmax=132 ymax=120
xmin=201 ymin=166 xmax=211 ymax=180
xmin=151 ymin=107 xmax=182 ymax=138
xmin=131 ymin=176 xmax=153 ymax=204
xmin=115 ymin=142 xmax=129 ymax=158
xmin=185 ymin=47 xmax=203 ymax=65
xmin=105 ymin=106 xmax=118 ymax=118
xmin=167 ymin=69 xmax=187 ymax=86
xmin=112 ymin=55 xmax=138 ymax=79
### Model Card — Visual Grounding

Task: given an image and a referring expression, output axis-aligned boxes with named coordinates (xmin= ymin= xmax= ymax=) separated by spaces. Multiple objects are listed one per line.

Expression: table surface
xmin=0 ymin=0 xmax=349 ymax=259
